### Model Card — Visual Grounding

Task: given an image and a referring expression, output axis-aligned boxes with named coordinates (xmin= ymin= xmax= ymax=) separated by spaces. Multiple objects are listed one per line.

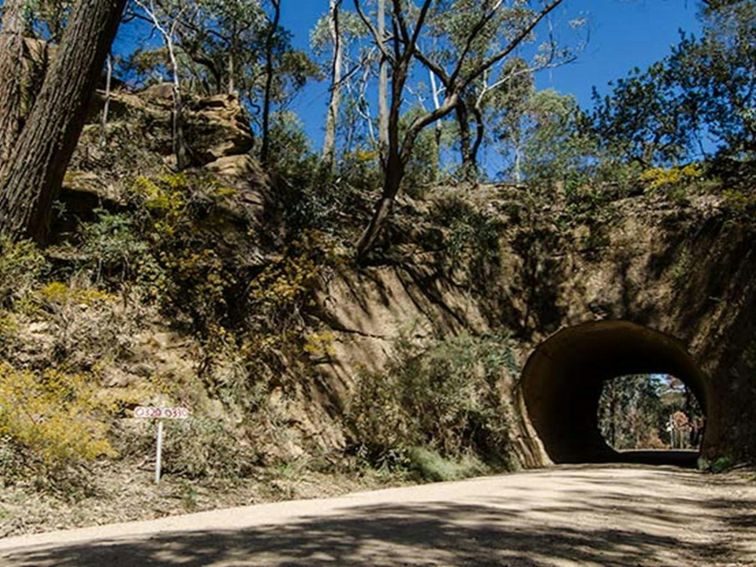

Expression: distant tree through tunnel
xmin=520 ymin=321 xmax=713 ymax=465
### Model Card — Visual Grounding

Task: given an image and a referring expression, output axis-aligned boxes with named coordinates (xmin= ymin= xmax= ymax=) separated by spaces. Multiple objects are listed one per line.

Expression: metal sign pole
xmin=155 ymin=419 xmax=164 ymax=485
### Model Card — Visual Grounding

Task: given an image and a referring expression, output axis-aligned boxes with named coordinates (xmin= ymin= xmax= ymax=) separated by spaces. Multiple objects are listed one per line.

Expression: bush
xmin=0 ymin=363 xmax=116 ymax=484
xmin=0 ymin=236 xmax=47 ymax=309
xmin=348 ymin=332 xmax=517 ymax=471
xmin=406 ymin=446 xmax=484 ymax=482
xmin=159 ymin=418 xmax=256 ymax=480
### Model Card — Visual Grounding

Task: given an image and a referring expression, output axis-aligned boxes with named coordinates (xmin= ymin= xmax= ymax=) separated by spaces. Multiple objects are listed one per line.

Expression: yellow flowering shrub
xmin=303 ymin=330 xmax=336 ymax=357
xmin=0 ymin=364 xmax=116 ymax=472
xmin=640 ymin=163 xmax=704 ymax=191
xmin=37 ymin=282 xmax=115 ymax=307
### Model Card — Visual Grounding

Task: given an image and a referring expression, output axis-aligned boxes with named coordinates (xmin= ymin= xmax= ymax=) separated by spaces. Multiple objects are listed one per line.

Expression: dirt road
xmin=1 ymin=465 xmax=754 ymax=566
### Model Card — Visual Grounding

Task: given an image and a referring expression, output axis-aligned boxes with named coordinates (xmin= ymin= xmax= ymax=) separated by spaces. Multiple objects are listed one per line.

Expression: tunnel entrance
xmin=520 ymin=321 xmax=711 ymax=466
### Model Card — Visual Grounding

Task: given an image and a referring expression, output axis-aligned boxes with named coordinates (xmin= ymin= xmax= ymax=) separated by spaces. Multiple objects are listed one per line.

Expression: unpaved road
xmin=1 ymin=465 xmax=754 ymax=566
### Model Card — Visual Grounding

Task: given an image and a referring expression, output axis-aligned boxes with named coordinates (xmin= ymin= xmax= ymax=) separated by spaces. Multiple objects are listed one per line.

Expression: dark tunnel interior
xmin=520 ymin=321 xmax=712 ymax=465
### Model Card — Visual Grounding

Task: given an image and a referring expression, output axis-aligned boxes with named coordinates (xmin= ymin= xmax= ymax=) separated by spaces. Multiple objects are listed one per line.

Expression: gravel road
xmin=1 ymin=464 xmax=754 ymax=566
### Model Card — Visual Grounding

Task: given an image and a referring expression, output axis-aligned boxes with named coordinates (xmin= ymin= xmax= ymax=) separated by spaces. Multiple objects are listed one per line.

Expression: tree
xmin=163 ymin=0 xmax=267 ymax=97
xmin=0 ymin=0 xmax=127 ymax=242
xmin=591 ymin=0 xmax=755 ymax=167
xmin=24 ymin=0 xmax=74 ymax=43
xmin=376 ymin=0 xmax=388 ymax=159
xmin=423 ymin=0 xmax=581 ymax=176
xmin=496 ymin=88 xmax=595 ymax=187
xmin=0 ymin=0 xmax=27 ymax=165
xmin=353 ymin=0 xmax=564 ymax=257
xmin=132 ymin=0 xmax=194 ymax=170
xmin=322 ymin=0 xmax=344 ymax=168
xmin=598 ymin=374 xmax=666 ymax=450
xmin=260 ymin=0 xmax=281 ymax=165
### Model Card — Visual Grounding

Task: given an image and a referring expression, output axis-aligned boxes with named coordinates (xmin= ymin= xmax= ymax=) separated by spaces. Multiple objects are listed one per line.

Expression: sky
xmin=113 ymin=1 xmax=704 ymax=154
xmin=279 ymin=0 xmax=703 ymax=151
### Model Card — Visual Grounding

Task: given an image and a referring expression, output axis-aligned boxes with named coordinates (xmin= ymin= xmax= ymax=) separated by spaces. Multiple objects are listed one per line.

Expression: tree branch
xmin=462 ymin=0 xmax=564 ymax=90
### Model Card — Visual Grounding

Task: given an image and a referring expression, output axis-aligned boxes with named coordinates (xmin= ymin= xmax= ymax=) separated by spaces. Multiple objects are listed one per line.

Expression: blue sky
xmin=114 ymin=1 xmax=703 ymax=153
xmin=280 ymin=1 xmax=703 ymax=150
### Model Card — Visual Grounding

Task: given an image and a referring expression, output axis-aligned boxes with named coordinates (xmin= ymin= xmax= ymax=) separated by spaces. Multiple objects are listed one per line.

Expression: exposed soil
xmin=1 ymin=464 xmax=754 ymax=566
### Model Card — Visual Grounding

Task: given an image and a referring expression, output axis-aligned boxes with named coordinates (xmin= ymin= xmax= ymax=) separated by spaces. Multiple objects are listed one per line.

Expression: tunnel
xmin=520 ymin=321 xmax=712 ymax=465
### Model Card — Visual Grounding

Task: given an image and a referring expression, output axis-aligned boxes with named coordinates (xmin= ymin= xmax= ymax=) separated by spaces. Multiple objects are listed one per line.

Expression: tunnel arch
xmin=520 ymin=321 xmax=713 ymax=464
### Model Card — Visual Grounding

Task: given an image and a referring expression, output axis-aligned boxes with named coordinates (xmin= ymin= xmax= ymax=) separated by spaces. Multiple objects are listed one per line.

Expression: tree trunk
xmin=0 ymin=0 xmax=27 ymax=165
xmin=0 ymin=0 xmax=127 ymax=243
xmin=456 ymin=100 xmax=480 ymax=180
xmin=356 ymin=158 xmax=403 ymax=257
xmin=260 ymin=0 xmax=281 ymax=166
xmin=322 ymin=0 xmax=343 ymax=169
xmin=455 ymin=101 xmax=474 ymax=172
xmin=429 ymin=69 xmax=443 ymax=167
xmin=357 ymin=56 xmax=408 ymax=258
xmin=377 ymin=0 xmax=389 ymax=163
xmin=100 ymin=54 xmax=113 ymax=147
xmin=227 ymin=50 xmax=235 ymax=95
xmin=166 ymin=39 xmax=191 ymax=170
xmin=470 ymin=104 xmax=484 ymax=174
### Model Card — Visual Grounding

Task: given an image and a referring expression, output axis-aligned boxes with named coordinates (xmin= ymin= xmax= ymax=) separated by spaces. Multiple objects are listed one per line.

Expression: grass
xmin=407 ymin=447 xmax=486 ymax=483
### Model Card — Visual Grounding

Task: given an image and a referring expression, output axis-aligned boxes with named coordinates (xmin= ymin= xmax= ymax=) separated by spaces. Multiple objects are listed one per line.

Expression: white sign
xmin=134 ymin=406 xmax=190 ymax=419
xmin=133 ymin=406 xmax=191 ymax=485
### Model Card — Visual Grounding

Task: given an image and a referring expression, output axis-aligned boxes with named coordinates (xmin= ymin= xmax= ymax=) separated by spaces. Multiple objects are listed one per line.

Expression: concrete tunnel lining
xmin=520 ymin=321 xmax=712 ymax=464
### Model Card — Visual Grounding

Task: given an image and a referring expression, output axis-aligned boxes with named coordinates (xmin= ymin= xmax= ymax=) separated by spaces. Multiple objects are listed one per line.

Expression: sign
xmin=134 ymin=406 xmax=190 ymax=419
xmin=133 ymin=406 xmax=191 ymax=484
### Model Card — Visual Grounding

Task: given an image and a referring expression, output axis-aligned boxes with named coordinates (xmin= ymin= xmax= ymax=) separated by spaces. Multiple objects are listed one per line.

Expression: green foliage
xmin=598 ymin=375 xmax=667 ymax=450
xmin=160 ymin=418 xmax=256 ymax=480
xmin=266 ymin=110 xmax=316 ymax=173
xmin=0 ymin=236 xmax=47 ymax=309
xmin=700 ymin=455 xmax=735 ymax=473
xmin=599 ymin=374 xmax=704 ymax=450
xmin=79 ymin=211 xmax=152 ymax=282
xmin=406 ymin=446 xmax=484 ymax=482
xmin=348 ymin=332 xmax=517 ymax=471
xmin=77 ymin=173 xmax=243 ymax=334
xmin=590 ymin=2 xmax=755 ymax=165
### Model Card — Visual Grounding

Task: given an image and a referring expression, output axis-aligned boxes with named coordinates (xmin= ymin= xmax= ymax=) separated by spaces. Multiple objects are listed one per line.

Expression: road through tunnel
xmin=521 ymin=321 xmax=713 ymax=465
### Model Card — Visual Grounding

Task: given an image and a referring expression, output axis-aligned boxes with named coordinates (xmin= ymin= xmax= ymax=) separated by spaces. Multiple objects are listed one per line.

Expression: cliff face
xmin=47 ymin=88 xmax=756 ymax=467
xmin=313 ymin=187 xmax=755 ymax=464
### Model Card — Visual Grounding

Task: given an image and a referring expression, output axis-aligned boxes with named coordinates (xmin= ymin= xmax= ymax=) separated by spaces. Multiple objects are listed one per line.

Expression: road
xmin=1 ymin=465 xmax=754 ymax=566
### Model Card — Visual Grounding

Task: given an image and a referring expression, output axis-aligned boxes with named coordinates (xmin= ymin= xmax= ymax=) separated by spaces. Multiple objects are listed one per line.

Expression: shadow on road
xmin=2 ymin=466 xmax=753 ymax=566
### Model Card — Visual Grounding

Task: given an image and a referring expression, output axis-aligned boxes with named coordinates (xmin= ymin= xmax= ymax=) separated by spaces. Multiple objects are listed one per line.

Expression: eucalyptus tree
xmin=0 ymin=0 xmax=128 ymax=242
xmin=132 ymin=0 xmax=195 ymax=169
xmin=423 ymin=0 xmax=582 ymax=175
xmin=591 ymin=0 xmax=755 ymax=167
xmin=0 ymin=0 xmax=27 ymax=165
xmin=353 ymin=0 xmax=564 ymax=257
xmin=312 ymin=0 xmax=372 ymax=167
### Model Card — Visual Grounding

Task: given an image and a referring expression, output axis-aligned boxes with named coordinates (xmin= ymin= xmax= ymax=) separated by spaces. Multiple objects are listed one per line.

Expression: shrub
xmin=0 ymin=236 xmax=47 ymax=309
xmin=159 ymin=418 xmax=256 ymax=480
xmin=32 ymin=280 xmax=134 ymax=368
xmin=0 ymin=363 xmax=116 ymax=483
xmin=348 ymin=332 xmax=517 ymax=470
xmin=78 ymin=211 xmax=152 ymax=283
xmin=406 ymin=446 xmax=485 ymax=482
xmin=639 ymin=163 xmax=708 ymax=201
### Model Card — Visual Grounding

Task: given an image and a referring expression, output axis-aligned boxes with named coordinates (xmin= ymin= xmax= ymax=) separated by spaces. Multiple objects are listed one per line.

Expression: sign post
xmin=155 ymin=419 xmax=164 ymax=484
xmin=134 ymin=406 xmax=190 ymax=485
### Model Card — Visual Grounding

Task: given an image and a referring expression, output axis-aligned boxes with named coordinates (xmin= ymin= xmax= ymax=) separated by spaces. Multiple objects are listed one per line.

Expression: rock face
xmin=57 ymin=86 xmax=265 ymax=233
xmin=312 ymin=190 xmax=755 ymax=465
